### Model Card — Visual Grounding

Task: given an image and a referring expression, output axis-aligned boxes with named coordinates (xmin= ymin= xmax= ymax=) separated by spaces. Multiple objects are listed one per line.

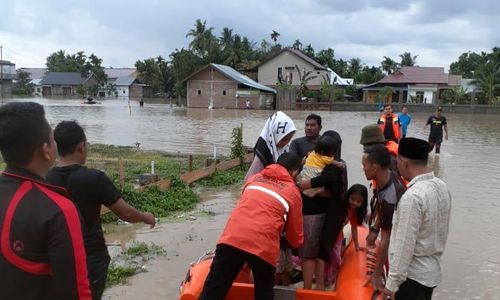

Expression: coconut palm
xmin=381 ymin=56 xmax=398 ymax=74
xmin=219 ymin=27 xmax=234 ymax=51
xmin=292 ymin=39 xmax=302 ymax=50
xmin=399 ymin=52 xmax=418 ymax=67
xmin=348 ymin=58 xmax=363 ymax=79
xmin=186 ymin=19 xmax=215 ymax=58
xmin=270 ymin=30 xmax=280 ymax=43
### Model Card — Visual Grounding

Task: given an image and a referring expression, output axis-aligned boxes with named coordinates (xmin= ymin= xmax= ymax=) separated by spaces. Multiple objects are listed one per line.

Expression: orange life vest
xmin=379 ymin=114 xmax=401 ymax=141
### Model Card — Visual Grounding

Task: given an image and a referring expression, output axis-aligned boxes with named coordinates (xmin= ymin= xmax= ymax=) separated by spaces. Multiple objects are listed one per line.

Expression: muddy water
xmin=7 ymin=98 xmax=500 ymax=299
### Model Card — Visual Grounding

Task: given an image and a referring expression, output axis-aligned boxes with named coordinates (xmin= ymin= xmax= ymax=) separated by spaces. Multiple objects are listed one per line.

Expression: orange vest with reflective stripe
xmin=379 ymin=114 xmax=401 ymax=141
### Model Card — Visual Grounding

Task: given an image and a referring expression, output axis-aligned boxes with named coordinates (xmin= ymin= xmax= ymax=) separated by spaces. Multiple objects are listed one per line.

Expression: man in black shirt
xmin=46 ymin=121 xmax=155 ymax=300
xmin=289 ymin=113 xmax=322 ymax=159
xmin=425 ymin=107 xmax=448 ymax=154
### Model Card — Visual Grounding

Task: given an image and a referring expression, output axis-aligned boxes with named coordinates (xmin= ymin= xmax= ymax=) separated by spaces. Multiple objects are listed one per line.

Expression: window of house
xmin=223 ymin=90 xmax=226 ymax=95
xmin=198 ymin=89 xmax=201 ymax=95
xmin=277 ymin=67 xmax=283 ymax=82
xmin=123 ymin=90 xmax=126 ymax=94
xmin=317 ymin=71 xmax=320 ymax=74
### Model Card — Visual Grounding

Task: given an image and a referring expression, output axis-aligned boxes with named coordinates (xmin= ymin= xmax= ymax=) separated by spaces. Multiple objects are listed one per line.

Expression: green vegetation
xmin=107 ymin=265 xmax=136 ymax=286
xmin=125 ymin=241 xmax=166 ymax=257
xmin=195 ymin=166 xmax=247 ymax=187
xmin=11 ymin=70 xmax=34 ymax=95
xmin=230 ymin=126 xmax=245 ymax=161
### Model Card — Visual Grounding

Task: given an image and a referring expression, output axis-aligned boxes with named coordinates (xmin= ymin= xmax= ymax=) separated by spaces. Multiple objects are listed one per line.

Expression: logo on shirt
xmin=13 ymin=240 xmax=24 ymax=253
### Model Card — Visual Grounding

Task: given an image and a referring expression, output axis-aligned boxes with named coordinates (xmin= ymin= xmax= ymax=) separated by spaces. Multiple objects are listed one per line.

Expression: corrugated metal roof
xmin=113 ymin=76 xmax=136 ymax=86
xmin=40 ymin=72 xmax=87 ymax=85
xmin=211 ymin=64 xmax=276 ymax=93
xmin=104 ymin=68 xmax=136 ymax=78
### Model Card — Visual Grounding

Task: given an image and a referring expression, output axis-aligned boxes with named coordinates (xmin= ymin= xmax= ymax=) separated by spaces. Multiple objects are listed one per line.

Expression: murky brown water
xmin=7 ymin=97 xmax=500 ymax=299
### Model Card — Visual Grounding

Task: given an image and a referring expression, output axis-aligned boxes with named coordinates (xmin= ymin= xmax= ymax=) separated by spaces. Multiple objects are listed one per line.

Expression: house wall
xmin=130 ymin=84 xmax=152 ymax=98
xmin=408 ymin=84 xmax=438 ymax=104
xmin=41 ymin=85 xmax=80 ymax=96
xmin=187 ymin=67 xmax=238 ymax=108
xmin=116 ymin=86 xmax=129 ymax=97
xmin=258 ymin=51 xmax=329 ymax=89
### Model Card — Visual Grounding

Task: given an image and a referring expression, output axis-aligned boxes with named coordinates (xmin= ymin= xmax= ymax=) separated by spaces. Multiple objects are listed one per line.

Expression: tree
xmin=471 ymin=60 xmax=500 ymax=104
xmin=169 ymin=48 xmax=203 ymax=97
xmin=399 ymin=52 xmax=418 ymax=67
xmin=348 ymin=58 xmax=363 ymax=80
xmin=292 ymin=39 xmax=302 ymax=50
xmin=378 ymin=86 xmax=394 ymax=102
xmin=295 ymin=64 xmax=318 ymax=100
xmin=186 ymin=19 xmax=217 ymax=60
xmin=302 ymin=44 xmax=315 ymax=59
xmin=381 ymin=56 xmax=398 ymax=74
xmin=219 ymin=27 xmax=234 ymax=51
xmin=270 ymin=30 xmax=280 ymax=44
xmin=316 ymin=48 xmax=335 ymax=69
xmin=12 ymin=70 xmax=33 ymax=95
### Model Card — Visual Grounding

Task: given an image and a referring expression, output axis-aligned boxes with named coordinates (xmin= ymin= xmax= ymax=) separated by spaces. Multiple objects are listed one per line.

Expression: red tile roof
xmin=379 ymin=67 xmax=449 ymax=84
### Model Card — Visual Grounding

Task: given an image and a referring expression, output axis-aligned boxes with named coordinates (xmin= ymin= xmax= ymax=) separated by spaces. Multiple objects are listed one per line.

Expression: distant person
xmin=200 ymin=153 xmax=304 ymax=300
xmin=244 ymin=111 xmax=296 ymax=183
xmin=424 ymin=107 xmax=448 ymax=154
xmin=289 ymin=113 xmax=322 ymax=159
xmin=246 ymin=99 xmax=251 ymax=109
xmin=362 ymin=144 xmax=406 ymax=292
xmin=398 ymin=105 xmax=412 ymax=138
xmin=298 ymin=135 xmax=345 ymax=197
xmin=46 ymin=121 xmax=156 ymax=300
xmin=382 ymin=138 xmax=452 ymax=300
xmin=377 ymin=104 xmax=401 ymax=143
xmin=0 ymin=102 xmax=91 ymax=299
xmin=139 ymin=98 xmax=144 ymax=107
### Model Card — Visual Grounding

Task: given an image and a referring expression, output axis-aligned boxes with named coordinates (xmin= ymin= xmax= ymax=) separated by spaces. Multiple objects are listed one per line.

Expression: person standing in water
xmin=424 ymin=107 xmax=448 ymax=154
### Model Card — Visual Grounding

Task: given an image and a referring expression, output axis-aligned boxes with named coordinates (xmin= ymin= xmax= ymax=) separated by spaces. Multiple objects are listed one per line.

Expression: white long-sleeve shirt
xmin=386 ymin=172 xmax=452 ymax=292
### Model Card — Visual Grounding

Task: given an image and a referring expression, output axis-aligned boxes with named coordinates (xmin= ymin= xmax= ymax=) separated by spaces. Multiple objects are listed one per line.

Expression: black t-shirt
xmin=427 ymin=115 xmax=447 ymax=138
xmin=46 ymin=165 xmax=121 ymax=255
xmin=369 ymin=171 xmax=406 ymax=231
xmin=289 ymin=136 xmax=317 ymax=159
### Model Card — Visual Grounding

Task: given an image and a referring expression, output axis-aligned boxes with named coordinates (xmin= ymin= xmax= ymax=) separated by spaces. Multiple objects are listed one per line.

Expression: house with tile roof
xmin=362 ymin=67 xmax=462 ymax=104
xmin=186 ymin=63 xmax=276 ymax=109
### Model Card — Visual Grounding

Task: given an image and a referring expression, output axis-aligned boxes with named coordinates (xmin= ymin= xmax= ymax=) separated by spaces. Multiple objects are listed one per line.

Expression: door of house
xmin=62 ymin=87 xmax=72 ymax=96
xmin=415 ymin=91 xmax=424 ymax=103
xmin=42 ymin=86 xmax=52 ymax=96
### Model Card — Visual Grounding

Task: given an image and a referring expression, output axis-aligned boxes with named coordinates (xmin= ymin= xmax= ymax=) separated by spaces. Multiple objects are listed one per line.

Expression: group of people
xmin=201 ymin=110 xmax=452 ymax=300
xmin=377 ymin=103 xmax=449 ymax=154
xmin=0 ymin=102 xmax=155 ymax=300
xmin=0 ymin=101 xmax=451 ymax=300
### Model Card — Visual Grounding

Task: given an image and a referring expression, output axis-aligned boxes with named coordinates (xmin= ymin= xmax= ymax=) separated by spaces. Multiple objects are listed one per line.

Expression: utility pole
xmin=0 ymin=45 xmax=3 ymax=105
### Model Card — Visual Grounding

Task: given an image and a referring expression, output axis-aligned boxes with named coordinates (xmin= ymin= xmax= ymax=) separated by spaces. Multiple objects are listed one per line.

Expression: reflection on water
xmin=8 ymin=97 xmax=500 ymax=299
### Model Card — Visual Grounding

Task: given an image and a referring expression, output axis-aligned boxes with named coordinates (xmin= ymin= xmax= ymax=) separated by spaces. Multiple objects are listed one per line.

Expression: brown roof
xmin=379 ymin=67 xmax=448 ymax=84
xmin=259 ymin=48 xmax=328 ymax=71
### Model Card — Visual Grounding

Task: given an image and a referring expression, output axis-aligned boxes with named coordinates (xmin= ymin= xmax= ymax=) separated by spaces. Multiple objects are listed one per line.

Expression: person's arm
xmin=385 ymin=195 xmax=422 ymax=293
xmin=48 ymin=204 xmax=92 ymax=299
xmin=331 ymin=160 xmax=346 ymax=169
xmin=351 ymin=224 xmax=363 ymax=251
xmin=285 ymin=192 xmax=304 ymax=248
xmin=243 ymin=156 xmax=264 ymax=184
xmin=309 ymin=164 xmax=336 ymax=188
xmin=424 ymin=116 xmax=431 ymax=130
xmin=109 ymin=198 xmax=155 ymax=228
xmin=444 ymin=124 xmax=448 ymax=140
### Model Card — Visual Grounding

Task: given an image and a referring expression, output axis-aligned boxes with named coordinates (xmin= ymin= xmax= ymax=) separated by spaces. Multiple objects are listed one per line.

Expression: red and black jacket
xmin=0 ymin=167 xmax=91 ymax=300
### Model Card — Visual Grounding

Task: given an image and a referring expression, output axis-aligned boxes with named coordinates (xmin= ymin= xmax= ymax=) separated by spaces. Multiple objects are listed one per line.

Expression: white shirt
xmin=386 ymin=172 xmax=452 ymax=292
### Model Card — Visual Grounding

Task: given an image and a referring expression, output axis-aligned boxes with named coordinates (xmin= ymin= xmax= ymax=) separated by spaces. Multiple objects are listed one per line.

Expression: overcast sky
xmin=0 ymin=0 xmax=498 ymax=71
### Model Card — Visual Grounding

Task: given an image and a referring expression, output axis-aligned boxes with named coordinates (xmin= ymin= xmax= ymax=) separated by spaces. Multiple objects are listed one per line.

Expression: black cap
xmin=398 ymin=137 xmax=429 ymax=160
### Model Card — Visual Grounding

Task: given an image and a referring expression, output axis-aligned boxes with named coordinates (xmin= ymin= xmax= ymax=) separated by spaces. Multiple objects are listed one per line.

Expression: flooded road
xmin=7 ymin=97 xmax=500 ymax=299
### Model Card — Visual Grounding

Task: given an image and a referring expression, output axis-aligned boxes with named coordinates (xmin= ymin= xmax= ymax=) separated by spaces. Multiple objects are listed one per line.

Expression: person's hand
xmin=445 ymin=134 xmax=448 ymax=140
xmin=363 ymin=273 xmax=384 ymax=292
xmin=143 ymin=212 xmax=156 ymax=228
xmin=297 ymin=179 xmax=310 ymax=190
xmin=355 ymin=246 xmax=366 ymax=252
xmin=366 ymin=231 xmax=378 ymax=249
xmin=382 ymin=287 xmax=396 ymax=300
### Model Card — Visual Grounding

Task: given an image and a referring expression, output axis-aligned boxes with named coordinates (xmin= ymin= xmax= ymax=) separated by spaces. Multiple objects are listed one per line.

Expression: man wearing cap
xmin=360 ymin=124 xmax=399 ymax=164
xmin=424 ymin=107 xmax=448 ymax=154
xmin=382 ymin=138 xmax=452 ymax=300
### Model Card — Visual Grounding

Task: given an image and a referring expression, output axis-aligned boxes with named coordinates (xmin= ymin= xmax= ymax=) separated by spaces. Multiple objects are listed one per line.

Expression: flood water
xmin=7 ymin=97 xmax=500 ymax=299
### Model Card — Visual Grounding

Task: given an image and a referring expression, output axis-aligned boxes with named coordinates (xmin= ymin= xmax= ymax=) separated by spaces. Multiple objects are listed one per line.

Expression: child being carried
xmin=298 ymin=135 xmax=345 ymax=197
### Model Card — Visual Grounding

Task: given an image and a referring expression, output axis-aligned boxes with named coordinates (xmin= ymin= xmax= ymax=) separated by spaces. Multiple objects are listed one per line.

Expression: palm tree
xmin=225 ymin=34 xmax=242 ymax=67
xmin=186 ymin=19 xmax=215 ymax=58
xmin=219 ymin=27 xmax=234 ymax=51
xmin=292 ymin=39 xmax=302 ymax=50
xmin=381 ymin=56 xmax=398 ymax=74
xmin=471 ymin=61 xmax=500 ymax=104
xmin=348 ymin=58 xmax=363 ymax=79
xmin=399 ymin=52 xmax=418 ymax=67
xmin=270 ymin=30 xmax=280 ymax=44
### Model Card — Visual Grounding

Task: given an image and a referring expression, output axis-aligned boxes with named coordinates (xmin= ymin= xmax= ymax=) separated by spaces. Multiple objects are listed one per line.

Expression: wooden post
xmin=188 ymin=154 xmax=193 ymax=172
xmin=118 ymin=158 xmax=125 ymax=189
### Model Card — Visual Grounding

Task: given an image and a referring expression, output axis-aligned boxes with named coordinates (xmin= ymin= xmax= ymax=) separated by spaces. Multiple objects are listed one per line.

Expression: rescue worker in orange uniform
xmin=199 ymin=153 xmax=304 ymax=300
xmin=377 ymin=104 xmax=401 ymax=143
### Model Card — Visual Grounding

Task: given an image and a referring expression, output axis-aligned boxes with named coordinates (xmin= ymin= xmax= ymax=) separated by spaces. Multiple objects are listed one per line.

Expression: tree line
xmin=12 ymin=19 xmax=499 ymax=103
